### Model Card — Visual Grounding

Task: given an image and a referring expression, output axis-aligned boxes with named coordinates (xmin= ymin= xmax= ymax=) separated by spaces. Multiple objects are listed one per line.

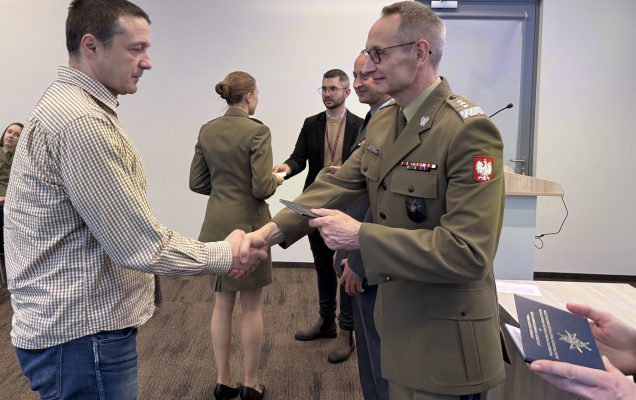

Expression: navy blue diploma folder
xmin=512 ymin=295 xmax=604 ymax=370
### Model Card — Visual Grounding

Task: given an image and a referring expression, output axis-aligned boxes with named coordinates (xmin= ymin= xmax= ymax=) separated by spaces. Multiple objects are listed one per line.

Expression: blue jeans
xmin=15 ymin=327 xmax=138 ymax=400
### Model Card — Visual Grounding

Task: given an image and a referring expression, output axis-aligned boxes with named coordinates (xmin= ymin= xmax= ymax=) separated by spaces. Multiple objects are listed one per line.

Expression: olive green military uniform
xmin=273 ymin=78 xmax=505 ymax=396
xmin=190 ymin=107 xmax=278 ymax=291
xmin=0 ymin=148 xmax=14 ymax=196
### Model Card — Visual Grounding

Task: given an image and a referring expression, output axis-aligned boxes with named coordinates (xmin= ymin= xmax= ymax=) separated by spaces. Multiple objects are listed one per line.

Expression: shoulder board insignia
xmin=459 ymin=106 xmax=485 ymax=120
xmin=447 ymin=95 xmax=486 ymax=120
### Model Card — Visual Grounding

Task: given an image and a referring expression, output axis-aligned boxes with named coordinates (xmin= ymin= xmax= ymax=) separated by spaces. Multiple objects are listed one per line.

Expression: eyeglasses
xmin=318 ymin=86 xmax=347 ymax=95
xmin=363 ymin=42 xmax=420 ymax=64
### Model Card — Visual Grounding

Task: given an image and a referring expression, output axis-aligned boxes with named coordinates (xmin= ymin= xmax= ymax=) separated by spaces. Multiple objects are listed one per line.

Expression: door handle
xmin=509 ymin=158 xmax=527 ymax=175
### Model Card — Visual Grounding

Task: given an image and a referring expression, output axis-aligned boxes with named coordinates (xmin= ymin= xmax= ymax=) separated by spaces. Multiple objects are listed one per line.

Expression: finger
xmin=602 ymin=355 xmax=620 ymax=373
xmin=256 ymin=249 xmax=268 ymax=261
xmin=345 ymin=278 xmax=355 ymax=295
xmin=309 ymin=208 xmax=338 ymax=217
xmin=533 ymin=372 xmax=596 ymax=400
xmin=227 ymin=268 xmax=241 ymax=279
xmin=230 ymin=229 xmax=246 ymax=239
xmin=239 ymin=236 xmax=253 ymax=263
xmin=344 ymin=282 xmax=353 ymax=296
xmin=531 ymin=360 xmax=607 ymax=387
xmin=250 ymin=234 xmax=267 ymax=249
xmin=566 ymin=303 xmax=610 ymax=325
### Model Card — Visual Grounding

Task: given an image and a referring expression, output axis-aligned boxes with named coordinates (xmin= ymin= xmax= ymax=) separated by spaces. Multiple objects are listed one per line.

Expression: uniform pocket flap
xmin=361 ymin=151 xmax=381 ymax=182
xmin=391 ymin=169 xmax=438 ymax=198
xmin=425 ymin=287 xmax=496 ymax=320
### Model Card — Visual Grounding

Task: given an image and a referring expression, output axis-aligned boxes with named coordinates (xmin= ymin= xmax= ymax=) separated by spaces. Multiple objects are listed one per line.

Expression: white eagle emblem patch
xmin=473 ymin=156 xmax=494 ymax=182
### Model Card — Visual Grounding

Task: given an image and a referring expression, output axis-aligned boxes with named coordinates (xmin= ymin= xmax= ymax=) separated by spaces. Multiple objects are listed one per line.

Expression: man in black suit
xmin=273 ymin=69 xmax=363 ymax=363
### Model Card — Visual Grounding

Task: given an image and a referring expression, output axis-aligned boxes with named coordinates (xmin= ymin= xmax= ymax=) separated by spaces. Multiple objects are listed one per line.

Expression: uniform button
xmin=460 ymin=308 xmax=467 ymax=317
xmin=408 ymin=185 xmax=414 ymax=193
xmin=381 ymin=182 xmax=387 ymax=190
xmin=384 ymin=276 xmax=391 ymax=282
xmin=449 ymin=95 xmax=456 ymax=100
xmin=363 ymin=166 xmax=368 ymax=172
xmin=379 ymin=212 xmax=386 ymax=219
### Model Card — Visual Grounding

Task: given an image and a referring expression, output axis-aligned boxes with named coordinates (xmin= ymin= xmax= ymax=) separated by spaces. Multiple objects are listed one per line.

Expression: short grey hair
xmin=382 ymin=1 xmax=446 ymax=69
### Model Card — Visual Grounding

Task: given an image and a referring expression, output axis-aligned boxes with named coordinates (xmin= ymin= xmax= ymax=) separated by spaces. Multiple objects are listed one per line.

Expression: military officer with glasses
xmin=251 ymin=2 xmax=506 ymax=399
xmin=272 ymin=69 xmax=363 ymax=364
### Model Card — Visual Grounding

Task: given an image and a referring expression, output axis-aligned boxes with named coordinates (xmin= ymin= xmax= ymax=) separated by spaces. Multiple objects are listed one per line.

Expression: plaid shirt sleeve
xmin=59 ymin=115 xmax=231 ymax=275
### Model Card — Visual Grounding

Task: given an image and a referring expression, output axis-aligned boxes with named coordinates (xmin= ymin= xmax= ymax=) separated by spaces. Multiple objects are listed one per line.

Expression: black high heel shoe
xmin=240 ymin=384 xmax=265 ymax=400
xmin=213 ymin=383 xmax=241 ymax=400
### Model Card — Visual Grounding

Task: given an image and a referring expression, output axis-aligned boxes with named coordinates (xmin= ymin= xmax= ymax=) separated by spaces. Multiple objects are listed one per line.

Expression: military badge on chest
xmin=474 ymin=156 xmax=494 ymax=182
xmin=405 ymin=197 xmax=427 ymax=223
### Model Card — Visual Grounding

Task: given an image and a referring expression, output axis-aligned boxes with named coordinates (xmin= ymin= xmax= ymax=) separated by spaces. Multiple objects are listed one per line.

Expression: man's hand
xmin=272 ymin=163 xmax=291 ymax=175
xmin=340 ymin=259 xmax=364 ymax=295
xmin=308 ymin=209 xmax=361 ymax=251
xmin=324 ymin=165 xmax=341 ymax=174
xmin=273 ymin=172 xmax=285 ymax=186
xmin=531 ymin=356 xmax=636 ymax=400
xmin=566 ymin=303 xmax=636 ymax=374
xmin=237 ymin=222 xmax=284 ymax=270
xmin=224 ymin=229 xmax=268 ymax=279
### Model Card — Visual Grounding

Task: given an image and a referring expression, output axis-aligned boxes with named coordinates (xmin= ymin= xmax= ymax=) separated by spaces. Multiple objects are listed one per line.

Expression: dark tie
xmin=395 ymin=108 xmax=407 ymax=141
xmin=362 ymin=110 xmax=372 ymax=130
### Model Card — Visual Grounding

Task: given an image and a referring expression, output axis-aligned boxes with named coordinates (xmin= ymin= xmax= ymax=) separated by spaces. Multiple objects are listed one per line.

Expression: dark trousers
xmin=353 ymin=284 xmax=388 ymax=400
xmin=308 ymin=231 xmax=353 ymax=330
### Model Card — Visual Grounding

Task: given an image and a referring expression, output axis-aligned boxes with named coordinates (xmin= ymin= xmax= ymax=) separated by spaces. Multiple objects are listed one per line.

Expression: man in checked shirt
xmin=4 ymin=1 xmax=267 ymax=399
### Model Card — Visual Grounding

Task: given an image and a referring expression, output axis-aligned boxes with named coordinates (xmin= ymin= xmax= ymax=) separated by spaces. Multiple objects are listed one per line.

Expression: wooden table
xmin=488 ymin=280 xmax=636 ymax=399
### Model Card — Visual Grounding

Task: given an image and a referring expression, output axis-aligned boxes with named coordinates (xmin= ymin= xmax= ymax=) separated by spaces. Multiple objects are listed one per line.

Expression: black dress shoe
xmin=240 ymin=384 xmax=265 ymax=400
xmin=213 ymin=383 xmax=241 ymax=400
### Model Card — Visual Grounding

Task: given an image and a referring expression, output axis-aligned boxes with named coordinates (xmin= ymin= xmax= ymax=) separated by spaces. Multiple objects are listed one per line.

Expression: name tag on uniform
xmin=400 ymin=161 xmax=437 ymax=171
xmin=366 ymin=144 xmax=380 ymax=156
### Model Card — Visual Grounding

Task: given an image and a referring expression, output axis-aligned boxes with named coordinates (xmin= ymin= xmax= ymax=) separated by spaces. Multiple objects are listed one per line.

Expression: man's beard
xmin=324 ymin=97 xmax=345 ymax=110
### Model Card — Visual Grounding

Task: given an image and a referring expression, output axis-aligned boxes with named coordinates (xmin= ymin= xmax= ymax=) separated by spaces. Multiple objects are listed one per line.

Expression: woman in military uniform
xmin=0 ymin=122 xmax=23 ymax=201
xmin=0 ymin=122 xmax=23 ymax=286
xmin=189 ymin=72 xmax=281 ymax=400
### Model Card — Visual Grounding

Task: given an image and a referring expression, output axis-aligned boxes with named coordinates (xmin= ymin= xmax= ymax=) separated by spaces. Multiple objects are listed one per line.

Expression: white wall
xmin=2 ymin=1 xmax=634 ymax=275
xmin=1 ymin=0 xmax=390 ymax=263
xmin=534 ymin=0 xmax=636 ymax=275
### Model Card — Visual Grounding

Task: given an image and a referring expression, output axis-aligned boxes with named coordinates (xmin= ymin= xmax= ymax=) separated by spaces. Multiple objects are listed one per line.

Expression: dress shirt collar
xmin=403 ymin=76 xmax=442 ymax=124
xmin=57 ymin=66 xmax=119 ymax=113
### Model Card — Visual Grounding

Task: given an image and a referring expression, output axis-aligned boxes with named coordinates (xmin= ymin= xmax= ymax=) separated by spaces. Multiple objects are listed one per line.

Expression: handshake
xmin=221 ymin=206 xmax=363 ymax=279
xmin=223 ymin=229 xmax=270 ymax=279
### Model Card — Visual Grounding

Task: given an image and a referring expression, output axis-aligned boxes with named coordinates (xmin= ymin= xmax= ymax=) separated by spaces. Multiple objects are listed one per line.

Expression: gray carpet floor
xmin=0 ymin=267 xmax=362 ymax=400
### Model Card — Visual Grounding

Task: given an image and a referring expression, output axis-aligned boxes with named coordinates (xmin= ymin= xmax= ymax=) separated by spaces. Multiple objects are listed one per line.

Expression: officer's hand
xmin=340 ymin=259 xmax=364 ymax=295
xmin=308 ymin=209 xmax=361 ymax=251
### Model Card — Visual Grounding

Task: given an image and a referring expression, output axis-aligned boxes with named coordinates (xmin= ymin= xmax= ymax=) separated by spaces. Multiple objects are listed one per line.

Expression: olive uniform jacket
xmin=273 ymin=78 xmax=506 ymax=395
xmin=283 ymin=110 xmax=364 ymax=190
xmin=190 ymin=107 xmax=278 ymax=243
xmin=0 ymin=148 xmax=14 ymax=196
